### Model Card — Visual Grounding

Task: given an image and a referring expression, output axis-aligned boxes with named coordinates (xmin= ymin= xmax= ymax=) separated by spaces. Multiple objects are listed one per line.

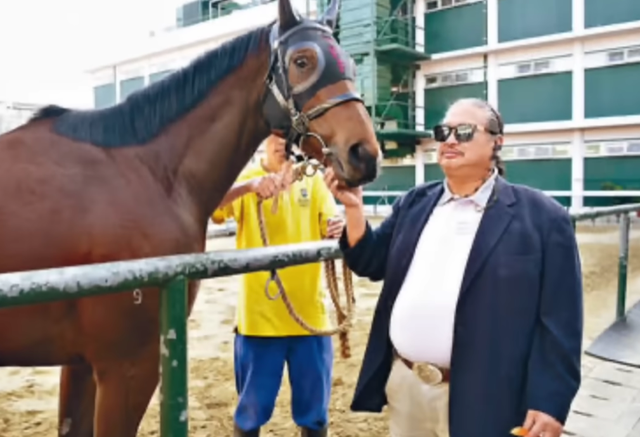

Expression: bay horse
xmin=0 ymin=0 xmax=381 ymax=434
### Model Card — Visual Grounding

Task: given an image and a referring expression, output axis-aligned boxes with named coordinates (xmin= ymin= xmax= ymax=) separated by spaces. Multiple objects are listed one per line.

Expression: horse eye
xmin=294 ymin=57 xmax=309 ymax=69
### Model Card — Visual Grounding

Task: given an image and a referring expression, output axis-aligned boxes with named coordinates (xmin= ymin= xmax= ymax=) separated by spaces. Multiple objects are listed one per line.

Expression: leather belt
xmin=398 ymin=355 xmax=451 ymax=385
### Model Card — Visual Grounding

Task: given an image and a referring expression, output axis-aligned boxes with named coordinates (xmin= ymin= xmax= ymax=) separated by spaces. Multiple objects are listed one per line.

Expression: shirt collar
xmin=438 ymin=169 xmax=498 ymax=208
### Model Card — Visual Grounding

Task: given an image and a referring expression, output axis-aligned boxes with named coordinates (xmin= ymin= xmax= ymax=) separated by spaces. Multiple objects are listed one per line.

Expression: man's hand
xmin=323 ymin=167 xmax=363 ymax=209
xmin=512 ymin=410 xmax=562 ymax=437
xmin=251 ymin=162 xmax=294 ymax=199
xmin=325 ymin=216 xmax=345 ymax=239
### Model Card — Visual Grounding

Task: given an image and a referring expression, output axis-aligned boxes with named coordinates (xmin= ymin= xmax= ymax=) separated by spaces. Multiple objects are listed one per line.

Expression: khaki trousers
xmin=384 ymin=358 xmax=450 ymax=437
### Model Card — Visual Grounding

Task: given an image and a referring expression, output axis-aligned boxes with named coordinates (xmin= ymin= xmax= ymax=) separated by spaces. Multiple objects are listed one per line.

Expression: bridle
xmin=262 ymin=19 xmax=364 ymax=165
xmin=257 ymin=19 xmax=360 ymax=359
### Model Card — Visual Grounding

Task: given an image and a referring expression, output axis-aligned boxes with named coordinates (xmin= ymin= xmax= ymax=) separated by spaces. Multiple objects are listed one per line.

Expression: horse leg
xmin=92 ymin=346 xmax=160 ymax=437
xmin=58 ymin=363 xmax=96 ymax=437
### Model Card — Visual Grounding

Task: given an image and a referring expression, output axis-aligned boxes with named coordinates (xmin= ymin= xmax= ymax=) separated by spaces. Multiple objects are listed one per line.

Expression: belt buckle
xmin=412 ymin=362 xmax=443 ymax=386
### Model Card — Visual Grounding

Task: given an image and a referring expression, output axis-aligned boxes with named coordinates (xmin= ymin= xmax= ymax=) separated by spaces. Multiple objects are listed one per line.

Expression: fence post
xmin=616 ymin=213 xmax=631 ymax=320
xmin=160 ymin=276 xmax=189 ymax=437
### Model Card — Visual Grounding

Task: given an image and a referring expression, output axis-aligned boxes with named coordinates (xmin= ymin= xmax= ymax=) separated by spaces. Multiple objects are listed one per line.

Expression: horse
xmin=0 ymin=0 xmax=381 ymax=434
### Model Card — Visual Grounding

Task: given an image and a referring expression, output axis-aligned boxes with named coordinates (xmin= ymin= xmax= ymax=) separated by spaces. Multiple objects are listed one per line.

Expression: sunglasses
xmin=432 ymin=123 xmax=499 ymax=143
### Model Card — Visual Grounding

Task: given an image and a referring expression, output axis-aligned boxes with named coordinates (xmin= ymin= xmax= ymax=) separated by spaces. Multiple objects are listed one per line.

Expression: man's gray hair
xmin=445 ymin=98 xmax=506 ymax=177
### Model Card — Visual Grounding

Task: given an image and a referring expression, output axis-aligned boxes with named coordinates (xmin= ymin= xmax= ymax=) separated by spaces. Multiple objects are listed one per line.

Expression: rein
xmin=256 ymin=159 xmax=356 ymax=359
xmin=253 ymin=19 xmax=363 ymax=359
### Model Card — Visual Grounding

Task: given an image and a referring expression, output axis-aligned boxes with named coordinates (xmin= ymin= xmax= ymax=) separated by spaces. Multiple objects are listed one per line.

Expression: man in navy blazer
xmin=324 ymin=98 xmax=583 ymax=437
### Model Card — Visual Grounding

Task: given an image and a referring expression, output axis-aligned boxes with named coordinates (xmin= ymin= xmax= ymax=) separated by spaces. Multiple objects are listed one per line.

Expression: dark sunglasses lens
xmin=433 ymin=125 xmax=450 ymax=142
xmin=455 ymin=124 xmax=475 ymax=142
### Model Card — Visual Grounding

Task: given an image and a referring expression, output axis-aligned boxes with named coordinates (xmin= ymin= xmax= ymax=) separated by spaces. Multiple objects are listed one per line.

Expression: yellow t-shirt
xmin=211 ymin=163 xmax=339 ymax=337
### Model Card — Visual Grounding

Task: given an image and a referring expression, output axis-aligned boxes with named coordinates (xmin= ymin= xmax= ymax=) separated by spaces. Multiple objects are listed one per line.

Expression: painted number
xmin=133 ymin=289 xmax=143 ymax=305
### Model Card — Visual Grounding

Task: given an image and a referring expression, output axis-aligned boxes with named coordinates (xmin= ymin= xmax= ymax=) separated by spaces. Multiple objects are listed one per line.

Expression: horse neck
xmin=147 ymin=48 xmax=272 ymax=230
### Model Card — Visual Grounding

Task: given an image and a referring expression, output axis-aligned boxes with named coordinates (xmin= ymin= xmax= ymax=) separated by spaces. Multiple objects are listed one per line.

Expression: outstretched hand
xmin=323 ymin=167 xmax=363 ymax=209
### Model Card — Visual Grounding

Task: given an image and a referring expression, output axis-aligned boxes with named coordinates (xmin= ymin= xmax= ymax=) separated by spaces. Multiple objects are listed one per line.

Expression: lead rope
xmin=256 ymin=161 xmax=355 ymax=359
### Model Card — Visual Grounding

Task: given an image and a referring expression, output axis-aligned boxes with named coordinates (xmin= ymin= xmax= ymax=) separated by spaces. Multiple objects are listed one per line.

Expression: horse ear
xmin=278 ymin=0 xmax=301 ymax=32
xmin=320 ymin=0 xmax=340 ymax=30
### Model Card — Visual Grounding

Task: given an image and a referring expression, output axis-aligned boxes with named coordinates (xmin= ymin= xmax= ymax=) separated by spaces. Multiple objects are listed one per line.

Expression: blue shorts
xmin=233 ymin=333 xmax=334 ymax=432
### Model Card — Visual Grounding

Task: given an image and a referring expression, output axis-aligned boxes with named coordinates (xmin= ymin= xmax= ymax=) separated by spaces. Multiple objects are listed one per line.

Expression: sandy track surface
xmin=1 ymin=223 xmax=639 ymax=436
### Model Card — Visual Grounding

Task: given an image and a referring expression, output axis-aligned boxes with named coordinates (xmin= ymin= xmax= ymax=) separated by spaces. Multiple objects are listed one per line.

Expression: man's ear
xmin=494 ymin=135 xmax=504 ymax=151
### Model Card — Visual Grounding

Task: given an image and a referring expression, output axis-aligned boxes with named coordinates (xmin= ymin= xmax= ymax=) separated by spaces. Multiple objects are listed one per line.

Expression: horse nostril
xmin=347 ymin=142 xmax=365 ymax=165
xmin=348 ymin=142 xmax=378 ymax=182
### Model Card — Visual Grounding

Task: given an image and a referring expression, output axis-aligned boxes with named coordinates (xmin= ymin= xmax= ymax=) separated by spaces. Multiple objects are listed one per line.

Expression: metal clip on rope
xmin=264 ymin=269 xmax=281 ymax=300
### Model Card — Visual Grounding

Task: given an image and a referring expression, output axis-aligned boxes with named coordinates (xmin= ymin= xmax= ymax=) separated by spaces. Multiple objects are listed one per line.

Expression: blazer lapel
xmin=389 ymin=185 xmax=443 ymax=288
xmin=459 ymin=178 xmax=516 ymax=299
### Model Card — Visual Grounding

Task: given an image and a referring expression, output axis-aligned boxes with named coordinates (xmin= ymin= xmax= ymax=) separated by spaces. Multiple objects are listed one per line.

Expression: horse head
xmin=263 ymin=0 xmax=381 ymax=187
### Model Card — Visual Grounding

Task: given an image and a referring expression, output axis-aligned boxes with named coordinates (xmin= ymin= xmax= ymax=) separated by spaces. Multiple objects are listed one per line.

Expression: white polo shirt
xmin=389 ymin=170 xmax=498 ymax=368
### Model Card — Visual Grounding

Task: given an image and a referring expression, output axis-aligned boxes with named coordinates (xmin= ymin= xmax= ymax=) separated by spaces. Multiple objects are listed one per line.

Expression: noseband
xmin=262 ymin=21 xmax=364 ymax=163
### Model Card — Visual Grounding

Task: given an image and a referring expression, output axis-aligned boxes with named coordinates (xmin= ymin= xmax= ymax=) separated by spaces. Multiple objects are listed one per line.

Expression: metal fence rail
xmin=571 ymin=203 xmax=640 ymax=320
xmin=1 ymin=204 xmax=639 ymax=436
xmin=0 ymin=241 xmax=341 ymax=437
xmin=0 ymin=241 xmax=341 ymax=308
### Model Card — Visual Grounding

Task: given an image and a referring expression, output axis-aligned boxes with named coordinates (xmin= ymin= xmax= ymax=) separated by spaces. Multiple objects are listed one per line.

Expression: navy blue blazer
xmin=339 ymin=177 xmax=583 ymax=437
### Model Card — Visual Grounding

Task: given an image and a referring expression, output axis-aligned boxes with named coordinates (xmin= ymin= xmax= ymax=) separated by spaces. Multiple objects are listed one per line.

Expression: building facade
xmin=0 ymin=101 xmax=40 ymax=135
xmin=392 ymin=0 xmax=640 ymax=210
xmin=87 ymin=0 xmax=640 ymax=210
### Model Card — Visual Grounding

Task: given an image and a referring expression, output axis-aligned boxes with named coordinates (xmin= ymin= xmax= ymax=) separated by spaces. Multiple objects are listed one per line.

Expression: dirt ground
xmin=1 ymin=222 xmax=640 ymax=436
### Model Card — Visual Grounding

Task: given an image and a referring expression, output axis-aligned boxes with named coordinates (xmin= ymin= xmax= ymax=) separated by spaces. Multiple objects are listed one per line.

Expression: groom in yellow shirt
xmin=212 ymin=134 xmax=343 ymax=437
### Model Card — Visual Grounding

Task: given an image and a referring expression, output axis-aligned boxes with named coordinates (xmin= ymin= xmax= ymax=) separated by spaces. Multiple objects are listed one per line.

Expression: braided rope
xmin=256 ymin=162 xmax=355 ymax=359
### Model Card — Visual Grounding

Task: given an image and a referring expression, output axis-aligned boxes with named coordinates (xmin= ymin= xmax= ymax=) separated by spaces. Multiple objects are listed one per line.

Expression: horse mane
xmin=29 ymin=25 xmax=272 ymax=148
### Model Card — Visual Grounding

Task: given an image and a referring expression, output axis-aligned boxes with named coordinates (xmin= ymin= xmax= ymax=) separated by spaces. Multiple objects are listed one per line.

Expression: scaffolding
xmin=319 ymin=0 xmax=431 ymax=156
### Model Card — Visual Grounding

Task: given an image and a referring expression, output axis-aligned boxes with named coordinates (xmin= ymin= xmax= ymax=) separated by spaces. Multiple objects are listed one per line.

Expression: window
xmin=501 ymin=143 xmax=571 ymax=161
xmin=454 ymin=72 xmax=469 ymax=82
xmin=533 ymin=60 xmax=550 ymax=72
xmin=94 ymin=83 xmax=116 ymax=109
xmin=585 ymin=47 xmax=640 ymax=118
xmin=628 ymin=48 xmax=640 ymax=59
xmin=607 ymin=51 xmax=625 ymax=63
xmin=500 ymin=147 xmax=515 ymax=159
xmin=498 ymin=55 xmax=573 ymax=80
xmin=585 ymin=45 xmax=640 ymax=69
xmin=119 ymin=77 xmax=145 ymax=102
xmin=383 ymin=156 xmax=416 ymax=165
xmin=533 ymin=146 xmax=552 ymax=157
xmin=552 ymin=144 xmax=570 ymax=156
xmin=426 ymin=76 xmax=438 ymax=86
xmin=516 ymin=147 xmax=533 ymax=158
xmin=149 ymin=70 xmax=174 ymax=84
xmin=584 ymin=139 xmax=640 ymax=157
xmin=424 ymin=67 xmax=485 ymax=89
xmin=604 ymin=142 xmax=625 ymax=154
xmin=498 ymin=60 xmax=573 ymax=123
xmin=424 ymin=151 xmax=438 ymax=163
xmin=424 ymin=0 xmax=481 ymax=13
xmin=628 ymin=141 xmax=640 ymax=153
xmin=585 ymin=143 xmax=601 ymax=156
xmin=517 ymin=63 xmax=532 ymax=74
